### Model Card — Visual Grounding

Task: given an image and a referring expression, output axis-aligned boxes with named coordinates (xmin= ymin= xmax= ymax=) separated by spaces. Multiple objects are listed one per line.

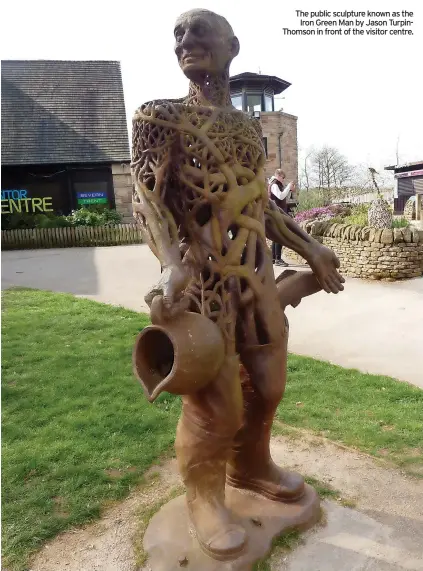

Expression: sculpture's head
xmin=174 ymin=9 xmax=239 ymax=81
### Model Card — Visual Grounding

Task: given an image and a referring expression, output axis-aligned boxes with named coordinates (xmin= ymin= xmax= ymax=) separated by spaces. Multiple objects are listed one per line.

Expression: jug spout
xmin=133 ymin=326 xmax=175 ymax=402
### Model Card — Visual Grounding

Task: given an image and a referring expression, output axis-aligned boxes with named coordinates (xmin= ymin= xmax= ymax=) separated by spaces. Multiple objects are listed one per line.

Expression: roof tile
xmin=1 ymin=60 xmax=130 ymax=165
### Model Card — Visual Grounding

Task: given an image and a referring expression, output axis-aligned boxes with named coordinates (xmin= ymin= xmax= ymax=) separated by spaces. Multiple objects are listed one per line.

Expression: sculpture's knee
xmin=222 ymin=398 xmax=244 ymax=437
xmin=255 ymin=369 xmax=286 ymax=407
xmin=213 ymin=354 xmax=244 ymax=437
xmin=178 ymin=354 xmax=243 ymax=443
xmin=240 ymin=343 xmax=287 ymax=408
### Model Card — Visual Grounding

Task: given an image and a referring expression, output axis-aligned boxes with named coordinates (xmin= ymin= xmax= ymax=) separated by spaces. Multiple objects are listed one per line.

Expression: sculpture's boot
xmin=227 ymin=346 xmax=305 ymax=502
xmin=175 ymin=356 xmax=247 ymax=560
xmin=183 ymin=455 xmax=247 ymax=560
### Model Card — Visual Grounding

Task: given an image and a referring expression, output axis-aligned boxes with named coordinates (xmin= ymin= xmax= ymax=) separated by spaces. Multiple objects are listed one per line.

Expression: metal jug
xmin=133 ymin=295 xmax=225 ymax=402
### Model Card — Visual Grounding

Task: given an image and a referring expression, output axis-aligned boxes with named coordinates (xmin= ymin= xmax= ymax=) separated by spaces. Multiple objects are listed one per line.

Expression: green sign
xmin=77 ymin=197 xmax=108 ymax=205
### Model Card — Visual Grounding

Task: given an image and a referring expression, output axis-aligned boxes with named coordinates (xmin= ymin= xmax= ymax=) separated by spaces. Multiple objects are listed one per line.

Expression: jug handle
xmin=150 ymin=294 xmax=190 ymax=325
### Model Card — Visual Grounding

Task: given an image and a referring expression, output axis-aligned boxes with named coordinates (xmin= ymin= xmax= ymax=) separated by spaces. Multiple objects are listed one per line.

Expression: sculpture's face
xmin=174 ymin=10 xmax=239 ymax=81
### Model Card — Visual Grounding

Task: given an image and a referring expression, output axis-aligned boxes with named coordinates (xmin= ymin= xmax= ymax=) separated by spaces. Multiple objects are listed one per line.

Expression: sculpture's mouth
xmin=183 ymin=50 xmax=208 ymax=64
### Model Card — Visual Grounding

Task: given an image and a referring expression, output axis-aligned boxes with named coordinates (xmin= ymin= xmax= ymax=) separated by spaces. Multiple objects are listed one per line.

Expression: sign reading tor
xmin=1 ymin=190 xmax=54 ymax=214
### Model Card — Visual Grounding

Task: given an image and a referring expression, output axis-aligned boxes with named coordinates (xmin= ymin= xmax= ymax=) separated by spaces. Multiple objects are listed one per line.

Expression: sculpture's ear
xmin=230 ymin=36 xmax=240 ymax=59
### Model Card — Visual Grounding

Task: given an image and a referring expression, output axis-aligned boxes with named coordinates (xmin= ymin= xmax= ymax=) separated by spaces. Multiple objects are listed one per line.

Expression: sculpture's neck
xmin=186 ymin=71 xmax=232 ymax=107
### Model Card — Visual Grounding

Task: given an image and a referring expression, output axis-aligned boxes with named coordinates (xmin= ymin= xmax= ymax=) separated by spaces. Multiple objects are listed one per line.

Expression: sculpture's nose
xmin=180 ymin=28 xmax=198 ymax=50
xmin=175 ymin=30 xmax=197 ymax=59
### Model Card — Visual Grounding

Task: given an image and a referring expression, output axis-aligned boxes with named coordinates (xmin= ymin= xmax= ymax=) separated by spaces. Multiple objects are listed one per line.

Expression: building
xmin=1 ymin=60 xmax=134 ymax=223
xmin=229 ymin=72 xmax=298 ymax=186
xmin=385 ymin=160 xmax=423 ymax=219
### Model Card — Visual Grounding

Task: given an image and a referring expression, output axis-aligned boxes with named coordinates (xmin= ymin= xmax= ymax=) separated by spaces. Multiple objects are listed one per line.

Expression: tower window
xmin=246 ymin=93 xmax=262 ymax=114
xmin=231 ymin=94 xmax=243 ymax=110
xmin=264 ymin=94 xmax=274 ymax=111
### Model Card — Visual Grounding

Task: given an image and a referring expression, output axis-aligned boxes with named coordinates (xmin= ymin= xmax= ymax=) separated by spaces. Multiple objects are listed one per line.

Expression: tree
xmin=312 ymin=146 xmax=353 ymax=194
xmin=300 ymin=149 xmax=313 ymax=192
xmin=299 ymin=146 xmax=354 ymax=203
xmin=298 ymin=146 xmax=393 ymax=204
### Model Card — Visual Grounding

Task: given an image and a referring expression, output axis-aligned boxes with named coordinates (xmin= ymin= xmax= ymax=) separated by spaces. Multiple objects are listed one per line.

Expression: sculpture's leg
xmin=175 ymin=354 xmax=247 ymax=560
xmin=227 ymin=324 xmax=305 ymax=502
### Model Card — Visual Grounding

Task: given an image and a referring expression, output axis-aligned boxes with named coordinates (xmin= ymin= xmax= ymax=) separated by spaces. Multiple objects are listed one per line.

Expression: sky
xmin=2 ymin=0 xmax=422 ymax=175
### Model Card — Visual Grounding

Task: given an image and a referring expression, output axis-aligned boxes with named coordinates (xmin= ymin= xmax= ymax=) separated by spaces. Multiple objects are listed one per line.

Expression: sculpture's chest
xmin=176 ymin=108 xmax=264 ymax=167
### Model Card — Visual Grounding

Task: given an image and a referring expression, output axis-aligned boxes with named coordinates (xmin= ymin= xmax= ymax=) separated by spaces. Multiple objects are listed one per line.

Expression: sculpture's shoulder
xmin=222 ymin=109 xmax=264 ymax=148
xmin=132 ymin=97 xmax=186 ymax=126
xmin=250 ymin=115 xmax=263 ymax=138
xmin=225 ymin=108 xmax=263 ymax=135
xmin=132 ymin=98 xmax=185 ymax=159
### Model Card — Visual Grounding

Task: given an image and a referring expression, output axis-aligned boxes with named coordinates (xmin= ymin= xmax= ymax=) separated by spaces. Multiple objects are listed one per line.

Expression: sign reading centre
xmin=77 ymin=191 xmax=108 ymax=205
xmin=1 ymin=190 xmax=53 ymax=214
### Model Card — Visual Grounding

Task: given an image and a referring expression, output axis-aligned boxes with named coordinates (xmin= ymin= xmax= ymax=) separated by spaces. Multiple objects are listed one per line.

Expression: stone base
xmin=143 ymin=484 xmax=320 ymax=570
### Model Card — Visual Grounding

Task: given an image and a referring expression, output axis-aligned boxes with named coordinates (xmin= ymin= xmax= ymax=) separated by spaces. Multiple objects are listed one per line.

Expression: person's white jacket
xmin=268 ymin=176 xmax=292 ymax=201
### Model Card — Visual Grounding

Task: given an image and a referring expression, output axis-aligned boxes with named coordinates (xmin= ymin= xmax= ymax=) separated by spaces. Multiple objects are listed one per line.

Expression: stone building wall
xmin=285 ymin=221 xmax=423 ymax=280
xmin=260 ymin=112 xmax=298 ymax=184
xmin=111 ymin=163 xmax=134 ymax=223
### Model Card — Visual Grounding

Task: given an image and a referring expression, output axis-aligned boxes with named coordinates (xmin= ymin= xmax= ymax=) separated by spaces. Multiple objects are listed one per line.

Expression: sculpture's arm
xmin=131 ymin=103 xmax=189 ymax=309
xmin=265 ymin=199 xmax=317 ymax=257
xmin=265 ymin=200 xmax=345 ymax=294
xmin=240 ymin=115 xmax=343 ymax=294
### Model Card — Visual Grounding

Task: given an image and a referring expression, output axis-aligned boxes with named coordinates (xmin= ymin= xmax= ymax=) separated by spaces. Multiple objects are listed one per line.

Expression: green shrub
xmin=2 ymin=208 xmax=122 ymax=230
xmin=66 ymin=207 xmax=122 ymax=227
xmin=34 ymin=214 xmax=73 ymax=228
xmin=100 ymin=208 xmax=123 ymax=226
xmin=295 ymin=189 xmax=328 ymax=213
xmin=341 ymin=203 xmax=369 ymax=227
xmin=1 ymin=212 xmax=36 ymax=230
xmin=391 ymin=217 xmax=410 ymax=228
xmin=66 ymin=208 xmax=105 ymax=226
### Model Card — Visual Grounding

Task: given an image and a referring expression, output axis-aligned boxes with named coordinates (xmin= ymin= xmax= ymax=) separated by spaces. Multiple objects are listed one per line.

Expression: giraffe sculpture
xmin=131 ymin=8 xmax=345 ymax=562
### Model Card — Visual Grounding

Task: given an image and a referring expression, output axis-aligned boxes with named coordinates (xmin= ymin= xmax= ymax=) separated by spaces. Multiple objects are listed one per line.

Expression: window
xmin=263 ymin=137 xmax=268 ymax=158
xmin=264 ymin=94 xmax=273 ymax=112
xmin=246 ymin=93 xmax=262 ymax=114
xmin=231 ymin=94 xmax=243 ymax=110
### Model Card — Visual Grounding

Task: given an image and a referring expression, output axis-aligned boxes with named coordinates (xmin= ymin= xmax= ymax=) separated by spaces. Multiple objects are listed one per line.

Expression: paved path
xmin=271 ymin=436 xmax=423 ymax=571
xmin=2 ymin=245 xmax=422 ymax=388
xmin=29 ymin=435 xmax=423 ymax=571
xmin=281 ymin=501 xmax=423 ymax=571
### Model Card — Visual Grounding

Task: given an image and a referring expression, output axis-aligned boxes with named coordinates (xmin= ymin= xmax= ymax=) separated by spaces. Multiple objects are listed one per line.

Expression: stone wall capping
xmin=286 ymin=221 xmax=423 ymax=281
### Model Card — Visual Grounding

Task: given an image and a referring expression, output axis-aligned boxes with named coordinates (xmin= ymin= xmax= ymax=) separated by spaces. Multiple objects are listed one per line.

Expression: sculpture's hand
xmin=308 ymin=244 xmax=345 ymax=294
xmin=161 ymin=264 xmax=190 ymax=308
xmin=145 ymin=264 xmax=190 ymax=318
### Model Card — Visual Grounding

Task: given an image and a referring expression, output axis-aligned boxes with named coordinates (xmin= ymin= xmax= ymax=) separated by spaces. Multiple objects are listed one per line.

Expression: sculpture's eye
xmin=192 ymin=23 xmax=207 ymax=37
xmin=174 ymin=27 xmax=184 ymax=42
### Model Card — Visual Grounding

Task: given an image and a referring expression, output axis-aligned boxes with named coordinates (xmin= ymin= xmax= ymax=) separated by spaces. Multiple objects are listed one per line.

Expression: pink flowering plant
xmin=294 ymin=204 xmax=349 ymax=224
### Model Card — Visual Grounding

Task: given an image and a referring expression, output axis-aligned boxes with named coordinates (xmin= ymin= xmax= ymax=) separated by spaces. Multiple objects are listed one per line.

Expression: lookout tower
xmin=229 ymin=72 xmax=298 ymax=184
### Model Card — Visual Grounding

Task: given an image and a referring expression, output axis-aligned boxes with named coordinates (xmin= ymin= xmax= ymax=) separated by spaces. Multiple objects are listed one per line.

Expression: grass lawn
xmin=2 ymin=288 xmax=422 ymax=570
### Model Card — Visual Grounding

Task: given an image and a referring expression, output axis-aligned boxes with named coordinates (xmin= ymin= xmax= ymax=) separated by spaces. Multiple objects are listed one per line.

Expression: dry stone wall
xmin=285 ymin=221 xmax=423 ymax=281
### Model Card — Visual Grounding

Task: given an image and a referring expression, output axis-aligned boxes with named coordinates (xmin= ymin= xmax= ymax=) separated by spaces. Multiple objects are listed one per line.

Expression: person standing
xmin=268 ymin=169 xmax=295 ymax=266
